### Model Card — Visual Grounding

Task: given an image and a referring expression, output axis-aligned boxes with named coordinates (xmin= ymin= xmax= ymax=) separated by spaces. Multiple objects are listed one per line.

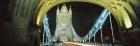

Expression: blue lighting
xmin=84 ymin=9 xmax=111 ymax=40
xmin=43 ymin=15 xmax=52 ymax=42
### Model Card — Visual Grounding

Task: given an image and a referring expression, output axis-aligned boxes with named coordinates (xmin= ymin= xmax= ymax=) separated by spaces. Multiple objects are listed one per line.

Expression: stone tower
xmin=54 ymin=4 xmax=74 ymax=42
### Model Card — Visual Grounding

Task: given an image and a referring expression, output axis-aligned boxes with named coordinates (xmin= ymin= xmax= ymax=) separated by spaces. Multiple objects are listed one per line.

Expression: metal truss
xmin=43 ymin=15 xmax=52 ymax=43
xmin=42 ymin=9 xmax=111 ymax=43
xmin=83 ymin=9 xmax=111 ymax=41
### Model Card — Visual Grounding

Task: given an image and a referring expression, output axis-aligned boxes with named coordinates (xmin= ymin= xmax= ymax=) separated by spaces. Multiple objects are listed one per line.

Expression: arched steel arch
xmin=10 ymin=0 xmax=139 ymax=45
xmin=83 ymin=9 xmax=111 ymax=41
xmin=36 ymin=0 xmax=136 ymax=30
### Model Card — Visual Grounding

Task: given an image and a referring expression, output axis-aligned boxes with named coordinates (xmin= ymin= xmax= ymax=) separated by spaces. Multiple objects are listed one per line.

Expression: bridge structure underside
xmin=41 ymin=8 xmax=113 ymax=46
xmin=10 ymin=0 xmax=140 ymax=46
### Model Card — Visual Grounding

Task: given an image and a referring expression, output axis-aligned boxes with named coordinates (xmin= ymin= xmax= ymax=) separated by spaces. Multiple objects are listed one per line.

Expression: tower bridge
xmin=42 ymin=4 xmax=81 ymax=44
xmin=7 ymin=0 xmax=140 ymax=46
xmin=41 ymin=4 xmax=116 ymax=46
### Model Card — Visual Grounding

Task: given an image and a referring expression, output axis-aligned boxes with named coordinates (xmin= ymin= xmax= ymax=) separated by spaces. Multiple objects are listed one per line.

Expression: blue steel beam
xmin=43 ymin=15 xmax=52 ymax=42
xmin=92 ymin=10 xmax=111 ymax=36
xmin=83 ymin=9 xmax=111 ymax=40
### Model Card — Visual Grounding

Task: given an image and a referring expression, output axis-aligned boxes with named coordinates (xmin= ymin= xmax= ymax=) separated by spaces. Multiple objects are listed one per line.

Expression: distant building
xmin=54 ymin=4 xmax=80 ymax=42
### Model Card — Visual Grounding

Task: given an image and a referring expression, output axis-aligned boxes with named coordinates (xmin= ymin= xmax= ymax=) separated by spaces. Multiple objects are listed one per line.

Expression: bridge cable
xmin=94 ymin=35 xmax=96 ymax=43
xmin=109 ymin=14 xmax=115 ymax=43
xmin=100 ymin=27 xmax=103 ymax=43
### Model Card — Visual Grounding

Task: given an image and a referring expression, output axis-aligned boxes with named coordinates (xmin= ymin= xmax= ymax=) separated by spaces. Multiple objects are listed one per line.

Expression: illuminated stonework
xmin=54 ymin=4 xmax=74 ymax=42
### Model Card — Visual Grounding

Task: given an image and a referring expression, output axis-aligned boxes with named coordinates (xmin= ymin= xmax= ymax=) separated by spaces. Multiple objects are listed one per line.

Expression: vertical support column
xmin=109 ymin=14 xmax=115 ymax=43
xmin=100 ymin=27 xmax=103 ymax=43
xmin=94 ymin=35 xmax=96 ymax=43
xmin=88 ymin=38 xmax=90 ymax=42
xmin=42 ymin=30 xmax=45 ymax=43
xmin=88 ymin=34 xmax=90 ymax=42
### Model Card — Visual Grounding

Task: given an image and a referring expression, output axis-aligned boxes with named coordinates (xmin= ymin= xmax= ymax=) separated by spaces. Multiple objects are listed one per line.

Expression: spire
xmin=69 ymin=5 xmax=72 ymax=14
xmin=56 ymin=5 xmax=59 ymax=15
xmin=60 ymin=3 xmax=68 ymax=13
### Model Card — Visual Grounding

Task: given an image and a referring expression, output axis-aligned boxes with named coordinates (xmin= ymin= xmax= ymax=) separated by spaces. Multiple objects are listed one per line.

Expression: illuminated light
xmin=93 ymin=11 xmax=111 ymax=36
xmin=34 ymin=0 xmax=135 ymax=42
xmin=64 ymin=42 xmax=100 ymax=46
xmin=114 ymin=4 xmax=132 ymax=29
xmin=123 ymin=16 xmax=132 ymax=29
xmin=60 ymin=4 xmax=68 ymax=13
xmin=10 ymin=0 xmax=136 ymax=45
xmin=109 ymin=1 xmax=135 ymax=28
xmin=53 ymin=4 xmax=81 ymax=42
xmin=43 ymin=15 xmax=52 ymax=42
xmin=36 ymin=0 xmax=106 ymax=26
xmin=119 ymin=7 xmax=132 ymax=28
xmin=117 ymin=1 xmax=137 ymax=20
xmin=36 ymin=0 xmax=55 ymax=26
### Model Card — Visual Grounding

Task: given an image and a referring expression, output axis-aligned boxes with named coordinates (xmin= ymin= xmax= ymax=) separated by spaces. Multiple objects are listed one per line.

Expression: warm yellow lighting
xmin=36 ymin=0 xmax=135 ymax=30
xmin=36 ymin=0 xmax=106 ymax=26
xmin=120 ymin=7 xmax=132 ymax=28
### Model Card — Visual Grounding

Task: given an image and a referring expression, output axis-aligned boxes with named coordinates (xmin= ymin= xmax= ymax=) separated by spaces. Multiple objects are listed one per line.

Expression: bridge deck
xmin=40 ymin=42 xmax=122 ymax=46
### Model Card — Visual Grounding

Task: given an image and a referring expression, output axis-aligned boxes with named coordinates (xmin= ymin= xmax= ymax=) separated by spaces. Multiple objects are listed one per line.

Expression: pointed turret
xmin=60 ymin=4 xmax=68 ymax=13
xmin=56 ymin=5 xmax=59 ymax=15
xmin=55 ymin=4 xmax=78 ymax=42
xmin=69 ymin=6 xmax=72 ymax=15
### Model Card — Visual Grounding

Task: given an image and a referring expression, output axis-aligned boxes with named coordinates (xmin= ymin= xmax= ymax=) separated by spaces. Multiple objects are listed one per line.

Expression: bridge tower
xmin=54 ymin=4 xmax=75 ymax=42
